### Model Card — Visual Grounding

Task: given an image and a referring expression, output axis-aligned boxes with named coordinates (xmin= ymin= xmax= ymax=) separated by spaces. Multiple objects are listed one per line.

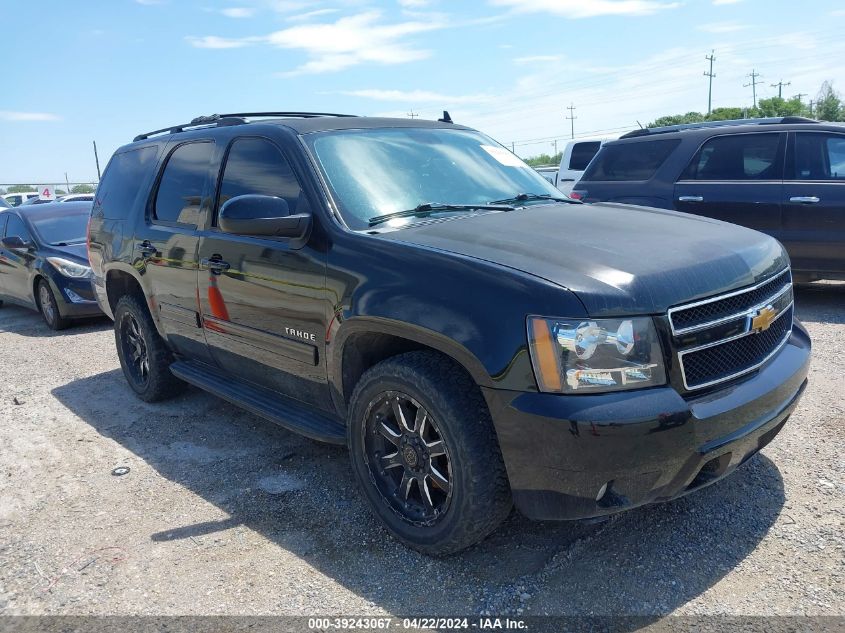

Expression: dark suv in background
xmin=88 ymin=112 xmax=810 ymax=555
xmin=573 ymin=117 xmax=845 ymax=282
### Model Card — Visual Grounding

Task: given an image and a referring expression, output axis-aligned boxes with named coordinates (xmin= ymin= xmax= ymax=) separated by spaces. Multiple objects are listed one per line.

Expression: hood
xmin=45 ymin=242 xmax=89 ymax=264
xmin=375 ymin=202 xmax=788 ymax=316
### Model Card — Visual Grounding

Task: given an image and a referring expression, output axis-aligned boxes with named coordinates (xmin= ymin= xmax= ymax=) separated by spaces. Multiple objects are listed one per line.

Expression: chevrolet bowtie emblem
xmin=751 ymin=305 xmax=778 ymax=333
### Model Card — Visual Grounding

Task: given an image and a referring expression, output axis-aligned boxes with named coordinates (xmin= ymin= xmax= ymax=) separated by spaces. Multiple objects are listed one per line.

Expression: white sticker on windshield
xmin=480 ymin=145 xmax=527 ymax=168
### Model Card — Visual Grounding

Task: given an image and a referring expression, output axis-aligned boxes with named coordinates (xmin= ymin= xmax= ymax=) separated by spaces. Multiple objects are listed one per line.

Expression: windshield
xmin=29 ymin=211 xmax=89 ymax=245
xmin=305 ymin=127 xmax=564 ymax=230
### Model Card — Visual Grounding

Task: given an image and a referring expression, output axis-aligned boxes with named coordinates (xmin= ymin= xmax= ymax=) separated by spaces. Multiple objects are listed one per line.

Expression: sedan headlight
xmin=46 ymin=257 xmax=93 ymax=279
xmin=527 ymin=316 xmax=666 ymax=393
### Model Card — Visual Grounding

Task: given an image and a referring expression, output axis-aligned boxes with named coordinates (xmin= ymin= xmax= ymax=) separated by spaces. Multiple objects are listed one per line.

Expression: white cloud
xmin=697 ymin=21 xmax=748 ymax=33
xmin=185 ymin=35 xmax=259 ymax=48
xmin=0 ymin=111 xmax=61 ymax=122
xmin=135 ymin=0 xmax=165 ymax=4
xmin=513 ymin=54 xmax=562 ymax=64
xmin=398 ymin=0 xmax=431 ymax=6
xmin=220 ymin=7 xmax=255 ymax=18
xmin=830 ymin=9 xmax=845 ymax=16
xmin=339 ymin=89 xmax=490 ymax=103
xmin=286 ymin=8 xmax=340 ymax=22
xmin=489 ymin=0 xmax=679 ymax=18
xmin=189 ymin=10 xmax=446 ymax=74
xmin=268 ymin=11 xmax=446 ymax=75
xmin=713 ymin=0 xmax=743 ymax=4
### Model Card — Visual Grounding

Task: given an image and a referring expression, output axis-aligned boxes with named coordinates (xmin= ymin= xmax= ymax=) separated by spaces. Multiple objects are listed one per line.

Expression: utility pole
xmin=93 ymin=141 xmax=101 ymax=180
xmin=771 ymin=79 xmax=791 ymax=99
xmin=407 ymin=110 xmax=419 ymax=119
xmin=566 ymin=103 xmax=577 ymax=139
xmin=809 ymin=100 xmax=816 ymax=117
xmin=744 ymin=69 xmax=762 ymax=108
xmin=704 ymin=50 xmax=716 ymax=115
xmin=64 ymin=173 xmax=71 ymax=194
xmin=552 ymin=139 xmax=558 ymax=155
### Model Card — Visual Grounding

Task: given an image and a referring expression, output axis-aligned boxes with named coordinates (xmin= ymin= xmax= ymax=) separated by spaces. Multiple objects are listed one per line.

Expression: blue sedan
xmin=0 ymin=201 xmax=102 ymax=329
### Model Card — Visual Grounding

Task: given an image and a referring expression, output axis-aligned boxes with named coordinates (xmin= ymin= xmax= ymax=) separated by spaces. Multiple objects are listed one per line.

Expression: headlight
xmin=46 ymin=257 xmax=93 ymax=279
xmin=527 ymin=316 xmax=666 ymax=393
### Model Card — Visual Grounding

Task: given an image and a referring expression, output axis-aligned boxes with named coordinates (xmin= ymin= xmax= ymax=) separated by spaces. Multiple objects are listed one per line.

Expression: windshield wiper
xmin=488 ymin=193 xmax=580 ymax=205
xmin=368 ymin=202 xmax=514 ymax=227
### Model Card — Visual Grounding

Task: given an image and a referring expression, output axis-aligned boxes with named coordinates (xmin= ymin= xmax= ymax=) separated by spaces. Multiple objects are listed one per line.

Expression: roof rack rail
xmin=133 ymin=111 xmax=358 ymax=142
xmin=619 ymin=116 xmax=819 ymax=139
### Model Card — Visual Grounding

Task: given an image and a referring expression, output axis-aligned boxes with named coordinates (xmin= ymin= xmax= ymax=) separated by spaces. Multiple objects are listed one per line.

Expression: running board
xmin=170 ymin=360 xmax=346 ymax=444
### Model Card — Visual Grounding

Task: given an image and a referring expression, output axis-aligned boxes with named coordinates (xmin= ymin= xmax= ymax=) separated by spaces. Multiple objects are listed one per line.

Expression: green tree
xmin=70 ymin=184 xmax=96 ymax=194
xmin=6 ymin=184 xmax=35 ymax=193
xmin=56 ymin=189 xmax=67 ymax=195
xmin=524 ymin=152 xmax=562 ymax=167
xmin=814 ymin=81 xmax=843 ymax=122
xmin=753 ymin=96 xmax=807 ymax=118
xmin=707 ymin=107 xmax=744 ymax=121
xmin=648 ymin=112 xmax=706 ymax=127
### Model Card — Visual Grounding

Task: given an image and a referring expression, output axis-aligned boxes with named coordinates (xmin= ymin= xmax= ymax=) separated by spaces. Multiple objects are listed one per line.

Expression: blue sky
xmin=1 ymin=0 xmax=843 ymax=184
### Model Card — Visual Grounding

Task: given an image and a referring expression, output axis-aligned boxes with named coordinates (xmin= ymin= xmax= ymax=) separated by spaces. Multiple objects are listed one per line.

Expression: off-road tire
xmin=37 ymin=279 xmax=70 ymax=331
xmin=114 ymin=294 xmax=185 ymax=402
xmin=348 ymin=351 xmax=512 ymax=556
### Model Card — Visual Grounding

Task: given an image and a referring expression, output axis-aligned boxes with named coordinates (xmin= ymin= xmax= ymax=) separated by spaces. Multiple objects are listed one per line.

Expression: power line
xmin=770 ymin=79 xmax=791 ymax=99
xmin=566 ymin=103 xmax=577 ymax=139
xmin=744 ymin=69 xmax=762 ymax=108
xmin=704 ymin=50 xmax=716 ymax=115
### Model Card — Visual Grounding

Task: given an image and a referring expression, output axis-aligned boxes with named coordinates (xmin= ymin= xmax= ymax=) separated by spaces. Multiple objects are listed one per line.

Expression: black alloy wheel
xmin=347 ymin=351 xmax=512 ymax=556
xmin=364 ymin=391 xmax=452 ymax=525
xmin=113 ymin=294 xmax=185 ymax=402
xmin=120 ymin=311 xmax=150 ymax=388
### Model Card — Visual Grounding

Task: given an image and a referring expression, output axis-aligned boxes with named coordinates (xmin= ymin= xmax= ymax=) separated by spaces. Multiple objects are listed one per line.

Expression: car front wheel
xmin=348 ymin=351 xmax=512 ymax=556
xmin=37 ymin=279 xmax=69 ymax=330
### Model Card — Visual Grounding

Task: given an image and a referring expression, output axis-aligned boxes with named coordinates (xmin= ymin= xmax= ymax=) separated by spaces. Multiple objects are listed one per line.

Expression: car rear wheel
xmin=114 ymin=294 xmax=185 ymax=402
xmin=348 ymin=351 xmax=512 ymax=556
xmin=37 ymin=279 xmax=69 ymax=331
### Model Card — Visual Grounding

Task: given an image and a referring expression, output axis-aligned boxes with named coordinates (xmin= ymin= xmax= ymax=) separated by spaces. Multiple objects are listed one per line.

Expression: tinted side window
xmin=0 ymin=214 xmax=7 ymax=236
xmin=794 ymin=133 xmax=845 ymax=180
xmin=582 ymin=139 xmax=679 ymax=181
xmin=154 ymin=142 xmax=213 ymax=225
xmin=682 ymin=133 xmax=782 ymax=181
xmin=95 ymin=146 xmax=159 ymax=219
xmin=568 ymin=141 xmax=601 ymax=171
xmin=6 ymin=215 xmax=32 ymax=241
xmin=217 ymin=138 xmax=304 ymax=222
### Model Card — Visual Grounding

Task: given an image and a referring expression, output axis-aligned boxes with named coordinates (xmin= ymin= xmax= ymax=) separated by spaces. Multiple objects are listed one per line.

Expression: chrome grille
xmin=669 ymin=268 xmax=792 ymax=334
xmin=670 ymin=269 xmax=794 ymax=391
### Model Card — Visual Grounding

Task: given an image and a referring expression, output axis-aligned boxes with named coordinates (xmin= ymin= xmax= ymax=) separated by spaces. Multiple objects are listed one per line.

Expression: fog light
xmin=64 ymin=288 xmax=90 ymax=304
xmin=596 ymin=482 xmax=609 ymax=501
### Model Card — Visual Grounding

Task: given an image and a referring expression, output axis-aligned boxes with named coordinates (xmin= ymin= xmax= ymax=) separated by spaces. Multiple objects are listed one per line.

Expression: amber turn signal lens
xmin=529 ymin=318 xmax=563 ymax=392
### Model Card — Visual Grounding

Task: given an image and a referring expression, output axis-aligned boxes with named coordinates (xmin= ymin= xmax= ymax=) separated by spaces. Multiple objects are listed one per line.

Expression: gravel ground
xmin=0 ymin=283 xmax=842 ymax=619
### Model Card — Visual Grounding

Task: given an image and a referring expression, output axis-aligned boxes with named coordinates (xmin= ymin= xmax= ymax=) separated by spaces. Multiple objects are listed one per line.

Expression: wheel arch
xmin=104 ymin=266 xmax=164 ymax=335
xmin=329 ymin=318 xmax=492 ymax=418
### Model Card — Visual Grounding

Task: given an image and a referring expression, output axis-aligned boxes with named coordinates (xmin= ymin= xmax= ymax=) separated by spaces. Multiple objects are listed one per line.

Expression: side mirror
xmin=218 ymin=195 xmax=311 ymax=239
xmin=1 ymin=236 xmax=33 ymax=252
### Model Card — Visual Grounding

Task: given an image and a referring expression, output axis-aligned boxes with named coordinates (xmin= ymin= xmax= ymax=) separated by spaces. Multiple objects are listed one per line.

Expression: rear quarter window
xmin=581 ymin=139 xmax=680 ymax=182
xmin=568 ymin=141 xmax=602 ymax=171
xmin=94 ymin=145 xmax=159 ymax=219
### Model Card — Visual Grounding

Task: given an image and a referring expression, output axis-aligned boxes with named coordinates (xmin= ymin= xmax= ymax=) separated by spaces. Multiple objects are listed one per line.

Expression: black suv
xmin=88 ymin=112 xmax=811 ymax=555
xmin=573 ymin=117 xmax=845 ymax=282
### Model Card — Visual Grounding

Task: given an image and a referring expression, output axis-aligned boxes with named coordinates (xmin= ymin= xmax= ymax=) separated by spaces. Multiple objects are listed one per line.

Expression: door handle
xmin=137 ymin=241 xmax=157 ymax=258
xmin=678 ymin=196 xmax=704 ymax=203
xmin=789 ymin=196 xmax=820 ymax=204
xmin=201 ymin=256 xmax=231 ymax=274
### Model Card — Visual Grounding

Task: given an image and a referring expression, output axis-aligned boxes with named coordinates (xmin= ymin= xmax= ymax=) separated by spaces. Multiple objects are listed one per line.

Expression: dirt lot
xmin=0 ymin=284 xmax=843 ymax=620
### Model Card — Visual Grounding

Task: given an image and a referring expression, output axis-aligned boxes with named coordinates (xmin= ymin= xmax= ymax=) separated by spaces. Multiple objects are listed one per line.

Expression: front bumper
xmin=48 ymin=275 xmax=103 ymax=319
xmin=484 ymin=322 xmax=811 ymax=521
